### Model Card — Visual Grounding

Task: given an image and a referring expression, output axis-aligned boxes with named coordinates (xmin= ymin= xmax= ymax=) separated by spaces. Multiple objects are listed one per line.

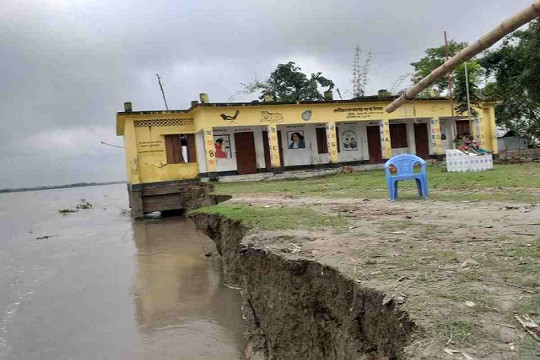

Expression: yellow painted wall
xmin=117 ymin=100 xmax=497 ymax=184
xmin=119 ymin=114 xmax=199 ymax=184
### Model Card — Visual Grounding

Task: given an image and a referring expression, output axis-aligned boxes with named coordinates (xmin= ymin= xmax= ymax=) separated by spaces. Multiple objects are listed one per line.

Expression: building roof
xmin=496 ymin=127 xmax=522 ymax=138
xmin=116 ymin=96 xmax=452 ymax=116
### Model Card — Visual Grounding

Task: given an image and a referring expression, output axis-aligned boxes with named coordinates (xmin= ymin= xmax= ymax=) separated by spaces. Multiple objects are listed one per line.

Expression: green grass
xmin=214 ymin=163 xmax=540 ymax=203
xmin=434 ymin=318 xmax=478 ymax=344
xmin=190 ymin=204 xmax=348 ymax=231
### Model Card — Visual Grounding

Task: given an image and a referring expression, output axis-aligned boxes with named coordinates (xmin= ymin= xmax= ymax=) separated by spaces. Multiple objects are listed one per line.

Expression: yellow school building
xmin=116 ymin=93 xmax=497 ymax=216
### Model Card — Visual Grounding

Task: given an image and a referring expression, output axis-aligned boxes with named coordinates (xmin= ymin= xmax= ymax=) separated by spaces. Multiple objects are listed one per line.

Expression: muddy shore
xmin=191 ymin=196 xmax=540 ymax=359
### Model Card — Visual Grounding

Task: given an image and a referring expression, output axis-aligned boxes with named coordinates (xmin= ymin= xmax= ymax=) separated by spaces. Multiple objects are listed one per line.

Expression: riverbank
xmin=191 ymin=164 xmax=540 ymax=359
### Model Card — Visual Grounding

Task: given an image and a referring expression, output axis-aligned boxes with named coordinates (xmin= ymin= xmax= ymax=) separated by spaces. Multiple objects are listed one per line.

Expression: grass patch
xmin=434 ymin=318 xmax=478 ymax=344
xmin=214 ymin=163 xmax=540 ymax=203
xmin=191 ymin=204 xmax=348 ymax=231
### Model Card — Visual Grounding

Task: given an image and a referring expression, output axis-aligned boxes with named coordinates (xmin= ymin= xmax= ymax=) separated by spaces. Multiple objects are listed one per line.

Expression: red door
xmin=367 ymin=126 xmax=383 ymax=163
xmin=414 ymin=123 xmax=430 ymax=159
xmin=234 ymin=132 xmax=257 ymax=174
xmin=262 ymin=130 xmax=284 ymax=170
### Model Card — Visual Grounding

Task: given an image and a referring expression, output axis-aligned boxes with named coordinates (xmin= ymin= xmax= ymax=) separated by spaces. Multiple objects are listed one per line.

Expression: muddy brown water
xmin=0 ymin=184 xmax=245 ymax=359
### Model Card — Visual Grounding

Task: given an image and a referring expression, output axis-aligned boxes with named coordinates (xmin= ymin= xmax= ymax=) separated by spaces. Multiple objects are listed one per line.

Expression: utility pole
xmin=464 ymin=62 xmax=473 ymax=136
xmin=156 ymin=74 xmax=169 ymax=110
xmin=444 ymin=31 xmax=455 ymax=118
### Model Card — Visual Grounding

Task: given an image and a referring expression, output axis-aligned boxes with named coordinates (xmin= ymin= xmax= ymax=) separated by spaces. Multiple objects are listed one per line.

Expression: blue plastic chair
xmin=384 ymin=154 xmax=429 ymax=201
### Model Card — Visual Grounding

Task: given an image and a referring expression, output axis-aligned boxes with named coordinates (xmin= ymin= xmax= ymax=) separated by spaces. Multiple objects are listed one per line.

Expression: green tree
xmin=453 ymin=62 xmax=483 ymax=117
xmin=411 ymin=41 xmax=484 ymax=116
xmin=480 ymin=19 xmax=540 ymax=143
xmin=410 ymin=40 xmax=468 ymax=95
xmin=242 ymin=61 xmax=335 ymax=102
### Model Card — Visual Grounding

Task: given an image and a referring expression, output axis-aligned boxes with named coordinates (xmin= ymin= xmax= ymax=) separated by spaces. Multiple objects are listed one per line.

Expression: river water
xmin=0 ymin=184 xmax=245 ymax=359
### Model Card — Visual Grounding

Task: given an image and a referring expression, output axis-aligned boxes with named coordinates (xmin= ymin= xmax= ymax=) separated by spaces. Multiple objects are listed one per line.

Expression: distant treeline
xmin=0 ymin=181 xmax=126 ymax=194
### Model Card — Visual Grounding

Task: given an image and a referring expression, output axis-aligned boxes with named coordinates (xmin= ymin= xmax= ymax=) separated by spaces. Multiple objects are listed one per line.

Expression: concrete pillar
xmin=326 ymin=121 xmax=339 ymax=164
xmin=203 ymin=128 xmax=217 ymax=180
xmin=128 ymin=186 xmax=144 ymax=219
xmin=124 ymin=120 xmax=140 ymax=185
xmin=267 ymin=125 xmax=282 ymax=171
xmin=379 ymin=119 xmax=392 ymax=159
xmin=487 ymin=107 xmax=499 ymax=153
xmin=474 ymin=115 xmax=493 ymax=152
xmin=430 ymin=117 xmax=444 ymax=156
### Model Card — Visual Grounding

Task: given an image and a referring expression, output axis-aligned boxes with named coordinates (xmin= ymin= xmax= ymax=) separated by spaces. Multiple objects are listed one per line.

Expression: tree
xmin=410 ymin=40 xmax=468 ymax=95
xmin=242 ymin=62 xmax=335 ymax=102
xmin=453 ymin=62 xmax=483 ymax=117
xmin=480 ymin=19 xmax=540 ymax=144
xmin=352 ymin=45 xmax=372 ymax=98
xmin=410 ymin=41 xmax=484 ymax=116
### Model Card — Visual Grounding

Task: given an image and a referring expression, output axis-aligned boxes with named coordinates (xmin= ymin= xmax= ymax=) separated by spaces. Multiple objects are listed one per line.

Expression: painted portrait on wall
xmin=213 ymin=135 xmax=231 ymax=159
xmin=288 ymin=131 xmax=305 ymax=149
xmin=341 ymin=130 xmax=358 ymax=151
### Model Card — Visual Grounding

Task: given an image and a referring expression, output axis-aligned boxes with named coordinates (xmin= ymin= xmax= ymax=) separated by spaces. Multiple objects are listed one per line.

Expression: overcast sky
xmin=0 ymin=0 xmax=534 ymax=188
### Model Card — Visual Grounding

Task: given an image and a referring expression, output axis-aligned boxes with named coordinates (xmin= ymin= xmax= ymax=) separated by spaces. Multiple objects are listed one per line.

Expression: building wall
xmin=196 ymin=130 xmax=207 ymax=174
xmin=212 ymin=126 xmax=266 ymax=172
xmin=336 ymin=122 xmax=368 ymax=162
xmin=122 ymin=116 xmax=199 ymax=184
xmin=280 ymin=124 xmax=318 ymax=167
xmin=498 ymin=137 xmax=528 ymax=151
xmin=117 ymin=100 xmax=498 ymax=183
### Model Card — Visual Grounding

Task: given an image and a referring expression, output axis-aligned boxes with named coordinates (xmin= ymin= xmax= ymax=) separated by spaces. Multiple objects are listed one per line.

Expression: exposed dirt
xmin=193 ymin=214 xmax=416 ymax=360
xmin=192 ymin=195 xmax=540 ymax=359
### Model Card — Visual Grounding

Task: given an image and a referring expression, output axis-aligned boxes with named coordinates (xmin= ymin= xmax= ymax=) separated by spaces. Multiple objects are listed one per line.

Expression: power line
xmin=100 ymin=141 xmax=124 ymax=149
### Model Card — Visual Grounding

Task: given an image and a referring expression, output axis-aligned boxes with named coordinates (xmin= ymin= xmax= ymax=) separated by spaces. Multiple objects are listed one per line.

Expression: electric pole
xmin=156 ymin=74 xmax=169 ymax=110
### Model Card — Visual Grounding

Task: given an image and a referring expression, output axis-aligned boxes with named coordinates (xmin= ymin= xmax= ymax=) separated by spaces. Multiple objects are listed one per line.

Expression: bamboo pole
xmin=386 ymin=0 xmax=540 ymax=113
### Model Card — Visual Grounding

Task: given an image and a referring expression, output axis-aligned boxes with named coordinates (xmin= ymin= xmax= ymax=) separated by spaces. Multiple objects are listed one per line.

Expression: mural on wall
xmin=341 ymin=130 xmax=359 ymax=151
xmin=301 ymin=110 xmax=312 ymax=121
xmin=220 ymin=110 xmax=240 ymax=122
xmin=440 ymin=123 xmax=447 ymax=140
xmin=288 ymin=131 xmax=305 ymax=149
xmin=213 ymin=135 xmax=231 ymax=159
xmin=260 ymin=111 xmax=284 ymax=123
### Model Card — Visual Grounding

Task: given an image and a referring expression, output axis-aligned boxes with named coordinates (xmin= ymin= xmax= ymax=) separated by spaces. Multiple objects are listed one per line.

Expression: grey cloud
xmin=0 ymin=0 xmax=534 ymax=187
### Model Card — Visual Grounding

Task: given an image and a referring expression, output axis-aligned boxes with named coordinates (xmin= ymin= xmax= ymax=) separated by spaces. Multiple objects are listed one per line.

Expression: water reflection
xmin=131 ymin=217 xmax=246 ymax=359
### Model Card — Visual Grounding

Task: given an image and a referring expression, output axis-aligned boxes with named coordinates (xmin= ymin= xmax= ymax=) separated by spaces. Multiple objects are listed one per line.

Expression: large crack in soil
xmin=192 ymin=213 xmax=417 ymax=360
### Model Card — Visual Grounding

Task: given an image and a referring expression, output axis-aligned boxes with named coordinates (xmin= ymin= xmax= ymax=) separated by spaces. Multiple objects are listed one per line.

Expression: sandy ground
xmin=226 ymin=194 xmax=540 ymax=359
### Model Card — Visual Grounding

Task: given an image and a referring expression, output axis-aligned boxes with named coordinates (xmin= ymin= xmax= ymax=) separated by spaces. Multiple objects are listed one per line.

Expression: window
xmin=316 ymin=127 xmax=328 ymax=154
xmin=390 ymin=124 xmax=408 ymax=149
xmin=164 ymin=134 xmax=196 ymax=164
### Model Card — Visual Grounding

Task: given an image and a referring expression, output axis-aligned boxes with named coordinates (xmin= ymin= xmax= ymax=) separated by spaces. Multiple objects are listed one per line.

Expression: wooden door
xmin=366 ymin=126 xmax=382 ymax=163
xmin=414 ymin=123 xmax=430 ymax=159
xmin=234 ymin=132 xmax=257 ymax=174
xmin=315 ymin=127 xmax=328 ymax=154
xmin=262 ymin=130 xmax=284 ymax=170
xmin=456 ymin=120 xmax=472 ymax=136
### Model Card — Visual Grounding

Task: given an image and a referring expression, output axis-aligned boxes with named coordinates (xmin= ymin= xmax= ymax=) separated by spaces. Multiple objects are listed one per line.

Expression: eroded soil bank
xmin=192 ymin=213 xmax=416 ymax=360
xmin=192 ymin=196 xmax=540 ymax=359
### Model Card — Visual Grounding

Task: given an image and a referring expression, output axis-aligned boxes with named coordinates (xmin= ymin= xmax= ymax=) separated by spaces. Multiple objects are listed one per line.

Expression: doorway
xmin=234 ymin=132 xmax=257 ymax=174
xmin=262 ymin=130 xmax=284 ymax=170
xmin=366 ymin=126 xmax=382 ymax=163
xmin=414 ymin=123 xmax=430 ymax=159
xmin=456 ymin=120 xmax=472 ymax=136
